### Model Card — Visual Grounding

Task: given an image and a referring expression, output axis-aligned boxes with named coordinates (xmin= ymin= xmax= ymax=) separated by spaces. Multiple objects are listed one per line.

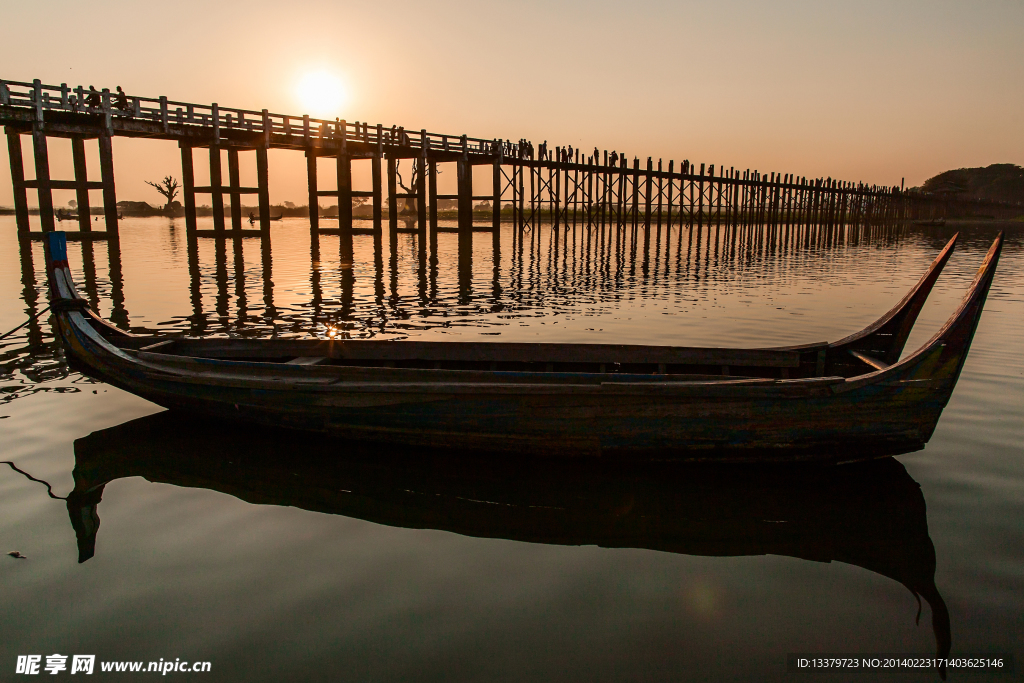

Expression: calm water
xmin=1 ymin=215 xmax=1022 ymax=681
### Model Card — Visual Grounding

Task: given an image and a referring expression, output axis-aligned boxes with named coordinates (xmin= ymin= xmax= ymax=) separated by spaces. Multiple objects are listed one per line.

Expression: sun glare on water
xmin=295 ymin=71 xmax=348 ymax=118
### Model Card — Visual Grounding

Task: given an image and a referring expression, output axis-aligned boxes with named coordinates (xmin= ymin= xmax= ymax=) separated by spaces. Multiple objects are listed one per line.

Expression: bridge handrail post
xmin=212 ymin=103 xmax=220 ymax=144
xmin=263 ymin=109 xmax=271 ymax=146
xmin=60 ymin=83 xmax=69 ymax=110
xmin=101 ymin=88 xmax=112 ymax=133
xmin=0 ymin=80 xmax=10 ymax=106
xmin=160 ymin=96 xmax=169 ymax=133
xmin=32 ymin=79 xmax=43 ymax=123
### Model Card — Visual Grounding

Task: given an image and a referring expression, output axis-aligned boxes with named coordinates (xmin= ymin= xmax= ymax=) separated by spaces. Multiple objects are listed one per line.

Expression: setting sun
xmin=295 ymin=70 xmax=348 ymax=118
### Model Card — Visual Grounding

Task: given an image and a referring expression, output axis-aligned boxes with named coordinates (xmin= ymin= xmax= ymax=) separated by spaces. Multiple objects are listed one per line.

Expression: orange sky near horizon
xmin=2 ymin=0 xmax=1022 ymax=208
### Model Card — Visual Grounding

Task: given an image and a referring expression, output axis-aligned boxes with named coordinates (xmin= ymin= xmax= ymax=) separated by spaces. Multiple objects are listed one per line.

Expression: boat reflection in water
xmin=67 ymin=411 xmax=951 ymax=676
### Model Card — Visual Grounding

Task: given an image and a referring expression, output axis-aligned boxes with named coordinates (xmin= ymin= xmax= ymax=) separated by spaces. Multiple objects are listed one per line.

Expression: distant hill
xmin=915 ymin=164 xmax=1024 ymax=205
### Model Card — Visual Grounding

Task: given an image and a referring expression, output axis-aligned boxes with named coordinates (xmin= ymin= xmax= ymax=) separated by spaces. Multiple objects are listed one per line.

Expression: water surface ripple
xmin=1 ymin=216 xmax=1020 ymax=681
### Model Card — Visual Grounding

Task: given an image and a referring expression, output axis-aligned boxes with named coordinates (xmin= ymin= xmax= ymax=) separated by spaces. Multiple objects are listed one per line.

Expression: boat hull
xmin=45 ymin=231 xmax=1002 ymax=462
xmin=59 ymin=318 xmax=953 ymax=460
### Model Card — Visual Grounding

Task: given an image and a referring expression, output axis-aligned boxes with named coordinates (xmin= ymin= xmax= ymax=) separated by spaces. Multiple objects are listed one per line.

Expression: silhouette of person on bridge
xmin=114 ymin=86 xmax=131 ymax=114
xmin=85 ymin=86 xmax=101 ymax=109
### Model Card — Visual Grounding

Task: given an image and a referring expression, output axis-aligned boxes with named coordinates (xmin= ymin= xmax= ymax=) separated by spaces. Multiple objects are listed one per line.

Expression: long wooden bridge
xmin=2 ymin=77 xmax=1018 ymax=254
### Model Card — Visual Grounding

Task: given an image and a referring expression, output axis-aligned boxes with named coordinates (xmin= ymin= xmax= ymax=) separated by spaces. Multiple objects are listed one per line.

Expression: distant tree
xmin=395 ymin=160 xmax=425 ymax=214
xmin=68 ymin=199 xmax=77 ymax=208
xmin=918 ymin=164 xmax=1024 ymax=204
xmin=145 ymin=176 xmax=180 ymax=212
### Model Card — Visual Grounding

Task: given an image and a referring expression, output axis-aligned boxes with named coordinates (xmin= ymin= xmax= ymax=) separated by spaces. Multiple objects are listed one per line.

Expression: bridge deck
xmin=2 ymin=77 xmax=1018 ymax=245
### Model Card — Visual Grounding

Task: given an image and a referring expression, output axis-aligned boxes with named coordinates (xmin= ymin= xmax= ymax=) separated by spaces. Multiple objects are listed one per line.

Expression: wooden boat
xmin=44 ymin=230 xmax=1003 ymax=461
xmin=248 ymin=213 xmax=284 ymax=225
xmin=65 ymin=411 xmax=950 ymax=669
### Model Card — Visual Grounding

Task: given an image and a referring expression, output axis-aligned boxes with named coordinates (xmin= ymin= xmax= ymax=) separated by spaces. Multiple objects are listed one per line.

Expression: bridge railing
xmin=0 ymin=78 xmax=508 ymax=156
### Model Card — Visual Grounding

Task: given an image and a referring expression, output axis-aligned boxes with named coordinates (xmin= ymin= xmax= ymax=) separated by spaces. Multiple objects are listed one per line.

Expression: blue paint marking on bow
xmin=46 ymin=230 xmax=68 ymax=263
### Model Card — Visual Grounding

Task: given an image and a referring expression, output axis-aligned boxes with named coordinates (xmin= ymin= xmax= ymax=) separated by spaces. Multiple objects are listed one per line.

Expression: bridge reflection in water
xmin=66 ymin=411 xmax=951 ymax=677
xmin=13 ymin=213 xmax=910 ymax=345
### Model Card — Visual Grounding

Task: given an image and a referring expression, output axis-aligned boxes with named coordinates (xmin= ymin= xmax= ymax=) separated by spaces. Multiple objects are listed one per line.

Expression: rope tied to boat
xmin=50 ymin=298 xmax=92 ymax=313
xmin=1 ymin=299 xmax=93 ymax=341
xmin=0 ymin=304 xmax=51 ymax=341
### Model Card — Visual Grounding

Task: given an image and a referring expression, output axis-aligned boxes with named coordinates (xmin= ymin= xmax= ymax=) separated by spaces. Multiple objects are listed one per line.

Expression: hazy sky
xmin=2 ymin=0 xmax=1022 ymax=207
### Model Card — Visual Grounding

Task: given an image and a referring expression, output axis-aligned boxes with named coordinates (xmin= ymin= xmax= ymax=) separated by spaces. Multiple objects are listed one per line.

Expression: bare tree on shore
xmin=145 ymin=176 xmax=180 ymax=213
xmin=395 ymin=160 xmax=425 ymax=214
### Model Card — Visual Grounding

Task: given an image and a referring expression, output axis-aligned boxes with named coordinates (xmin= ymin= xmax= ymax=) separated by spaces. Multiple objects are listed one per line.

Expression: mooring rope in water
xmin=0 ymin=304 xmax=51 ymax=341
xmin=1 ymin=461 xmax=67 ymax=500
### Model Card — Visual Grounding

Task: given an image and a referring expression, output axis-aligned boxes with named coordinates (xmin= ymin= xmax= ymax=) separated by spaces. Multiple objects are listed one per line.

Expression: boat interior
xmin=54 ymin=232 xmax=972 ymax=382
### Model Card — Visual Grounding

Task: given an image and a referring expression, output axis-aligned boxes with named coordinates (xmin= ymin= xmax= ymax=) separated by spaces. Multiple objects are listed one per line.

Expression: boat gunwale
xmin=43 ymin=231 xmax=1000 ymax=395
xmin=827 ymin=232 xmax=959 ymax=358
xmin=833 ymin=232 xmax=1002 ymax=393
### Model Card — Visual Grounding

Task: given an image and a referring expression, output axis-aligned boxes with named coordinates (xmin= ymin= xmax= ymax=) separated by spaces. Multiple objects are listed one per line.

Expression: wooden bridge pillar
xmin=517 ymin=162 xmax=525 ymax=231
xmin=617 ymin=156 xmax=627 ymax=229
xmin=337 ymin=152 xmax=353 ymax=238
xmin=337 ymin=152 xmax=353 ymax=266
xmin=588 ymin=158 xmax=596 ymax=229
xmin=372 ymin=153 xmax=383 ymax=237
xmin=492 ymin=158 xmax=502 ymax=251
xmin=457 ymin=150 xmax=473 ymax=284
xmin=428 ymin=159 xmax=438 ymax=259
xmin=553 ymin=160 xmax=560 ymax=229
xmin=209 ymin=147 xmax=225 ymax=234
xmin=31 ymin=125 xmax=55 ymax=233
xmin=71 ymin=137 xmax=92 ymax=233
xmin=228 ymin=148 xmax=242 ymax=231
xmin=644 ymin=157 xmax=653 ymax=229
xmin=373 ymin=124 xmax=383 ymax=237
xmin=305 ymin=150 xmax=318 ymax=236
xmin=643 ymin=159 xmax=653 ymax=262
xmin=697 ymin=163 xmax=706 ymax=228
xmin=387 ymin=156 xmax=398 ymax=236
xmin=666 ymin=160 xmax=675 ymax=232
xmin=6 ymin=128 xmax=31 ymax=235
xmin=417 ymin=132 xmax=428 ymax=243
xmin=457 ymin=157 xmax=472 ymax=235
xmin=97 ymin=133 xmax=118 ymax=237
xmin=626 ymin=156 xmax=634 ymax=229
xmin=654 ymin=159 xmax=663 ymax=230
xmin=256 ymin=146 xmax=270 ymax=234
xmin=180 ymin=144 xmax=198 ymax=236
